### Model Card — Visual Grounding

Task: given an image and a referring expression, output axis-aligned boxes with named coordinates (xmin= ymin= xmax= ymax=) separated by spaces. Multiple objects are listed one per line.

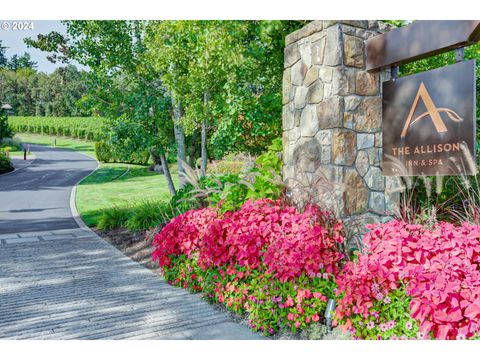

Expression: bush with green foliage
xmin=97 ymin=200 xmax=185 ymax=232
xmin=0 ymin=136 xmax=23 ymax=152
xmin=94 ymin=141 xmax=114 ymax=163
xmin=97 ymin=206 xmax=132 ymax=230
xmin=0 ymin=113 xmax=14 ymax=143
xmin=0 ymin=150 xmax=13 ymax=174
xmin=95 ymin=140 xmax=150 ymax=165
xmin=212 ymin=138 xmax=284 ymax=213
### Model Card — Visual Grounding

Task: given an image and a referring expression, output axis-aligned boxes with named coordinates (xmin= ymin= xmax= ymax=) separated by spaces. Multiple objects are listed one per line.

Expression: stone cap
xmin=285 ymin=20 xmax=395 ymax=47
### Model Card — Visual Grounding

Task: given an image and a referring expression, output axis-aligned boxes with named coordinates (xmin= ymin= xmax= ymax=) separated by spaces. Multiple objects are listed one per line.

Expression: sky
xmin=0 ymin=20 xmax=87 ymax=73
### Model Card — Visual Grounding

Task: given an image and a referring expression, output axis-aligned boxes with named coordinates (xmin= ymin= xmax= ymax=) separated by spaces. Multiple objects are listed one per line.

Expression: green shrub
xmin=0 ymin=114 xmax=14 ymax=143
xmin=212 ymin=138 xmax=284 ymax=213
xmin=95 ymin=141 xmax=114 ymax=163
xmin=97 ymin=207 xmax=132 ymax=230
xmin=0 ymin=150 xmax=14 ymax=174
xmin=97 ymin=200 xmax=185 ymax=231
xmin=0 ymin=137 xmax=24 ymax=152
xmin=126 ymin=200 xmax=178 ymax=231
xmin=171 ymin=173 xmax=241 ymax=210
xmin=95 ymin=140 xmax=150 ymax=165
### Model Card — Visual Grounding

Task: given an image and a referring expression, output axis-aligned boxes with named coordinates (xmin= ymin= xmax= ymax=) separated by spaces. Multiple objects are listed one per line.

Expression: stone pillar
xmin=282 ymin=20 xmax=398 ymax=227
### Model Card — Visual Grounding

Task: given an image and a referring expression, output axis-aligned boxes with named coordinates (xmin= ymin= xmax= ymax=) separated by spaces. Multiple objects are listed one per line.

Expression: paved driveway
xmin=0 ymin=145 xmax=97 ymax=235
xmin=0 ymin=145 xmax=259 ymax=339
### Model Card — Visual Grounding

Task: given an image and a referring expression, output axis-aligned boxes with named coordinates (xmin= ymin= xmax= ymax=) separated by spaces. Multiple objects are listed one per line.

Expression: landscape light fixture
xmin=324 ymin=298 xmax=336 ymax=332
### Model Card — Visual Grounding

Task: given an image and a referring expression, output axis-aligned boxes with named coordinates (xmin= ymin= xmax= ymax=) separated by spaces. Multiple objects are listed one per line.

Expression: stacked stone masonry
xmin=282 ymin=20 xmax=399 ymax=227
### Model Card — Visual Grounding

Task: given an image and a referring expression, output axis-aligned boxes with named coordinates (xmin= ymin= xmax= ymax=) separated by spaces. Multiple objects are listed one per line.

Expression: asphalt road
xmin=0 ymin=145 xmax=97 ymax=235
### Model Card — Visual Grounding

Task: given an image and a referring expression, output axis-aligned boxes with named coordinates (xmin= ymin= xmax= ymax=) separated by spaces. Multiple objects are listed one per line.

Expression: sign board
xmin=366 ymin=20 xmax=480 ymax=71
xmin=382 ymin=60 xmax=476 ymax=176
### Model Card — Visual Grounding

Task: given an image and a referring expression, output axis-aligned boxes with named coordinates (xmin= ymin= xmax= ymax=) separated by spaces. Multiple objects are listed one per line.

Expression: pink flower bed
xmin=152 ymin=199 xmax=345 ymax=335
xmin=336 ymin=220 xmax=480 ymax=340
xmin=153 ymin=198 xmax=344 ymax=282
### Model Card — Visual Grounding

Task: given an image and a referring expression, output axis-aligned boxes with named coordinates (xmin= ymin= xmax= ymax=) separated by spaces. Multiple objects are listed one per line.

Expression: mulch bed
xmin=93 ymin=227 xmax=161 ymax=274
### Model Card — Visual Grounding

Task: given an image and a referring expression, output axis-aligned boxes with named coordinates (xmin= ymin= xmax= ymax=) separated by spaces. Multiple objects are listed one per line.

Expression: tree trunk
xmin=188 ymin=130 xmax=198 ymax=168
xmin=200 ymin=92 xmax=209 ymax=178
xmin=171 ymin=96 xmax=187 ymax=187
xmin=159 ymin=153 xmax=176 ymax=196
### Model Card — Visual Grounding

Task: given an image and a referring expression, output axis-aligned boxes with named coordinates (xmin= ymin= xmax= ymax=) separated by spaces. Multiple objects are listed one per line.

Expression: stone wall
xmin=282 ymin=20 xmax=399 ymax=226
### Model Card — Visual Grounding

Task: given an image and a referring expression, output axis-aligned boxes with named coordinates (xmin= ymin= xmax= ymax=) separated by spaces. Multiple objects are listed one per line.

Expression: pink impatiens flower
xmin=284 ymin=296 xmax=294 ymax=307
xmin=405 ymin=321 xmax=413 ymax=330
xmin=287 ymin=313 xmax=295 ymax=321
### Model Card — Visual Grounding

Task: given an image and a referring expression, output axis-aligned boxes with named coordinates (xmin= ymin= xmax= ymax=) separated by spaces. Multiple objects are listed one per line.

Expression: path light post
xmin=324 ymin=298 xmax=336 ymax=333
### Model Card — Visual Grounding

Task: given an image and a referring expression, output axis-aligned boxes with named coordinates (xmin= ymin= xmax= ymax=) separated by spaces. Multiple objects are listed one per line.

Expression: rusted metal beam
xmin=366 ymin=20 xmax=480 ymax=71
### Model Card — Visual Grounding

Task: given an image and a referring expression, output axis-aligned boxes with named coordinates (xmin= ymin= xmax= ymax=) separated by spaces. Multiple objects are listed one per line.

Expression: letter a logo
xmin=400 ymin=82 xmax=463 ymax=138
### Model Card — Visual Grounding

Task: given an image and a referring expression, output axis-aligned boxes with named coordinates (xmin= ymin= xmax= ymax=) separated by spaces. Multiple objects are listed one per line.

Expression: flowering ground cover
xmin=152 ymin=198 xmax=480 ymax=339
xmin=152 ymin=199 xmax=345 ymax=335
xmin=335 ymin=220 xmax=480 ymax=340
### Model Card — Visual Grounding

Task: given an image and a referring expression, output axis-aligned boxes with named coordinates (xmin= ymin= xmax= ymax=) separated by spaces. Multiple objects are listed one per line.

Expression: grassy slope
xmin=16 ymin=133 xmax=178 ymax=227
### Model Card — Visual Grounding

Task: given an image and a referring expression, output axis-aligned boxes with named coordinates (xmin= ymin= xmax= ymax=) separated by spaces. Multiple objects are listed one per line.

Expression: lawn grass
xmin=15 ymin=132 xmax=179 ymax=228
xmin=77 ymin=164 xmax=179 ymax=227
xmin=16 ymin=133 xmax=96 ymax=158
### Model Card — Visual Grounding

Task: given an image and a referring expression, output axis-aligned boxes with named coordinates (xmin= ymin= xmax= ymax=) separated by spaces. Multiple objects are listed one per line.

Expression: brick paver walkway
xmin=0 ymin=228 xmax=260 ymax=340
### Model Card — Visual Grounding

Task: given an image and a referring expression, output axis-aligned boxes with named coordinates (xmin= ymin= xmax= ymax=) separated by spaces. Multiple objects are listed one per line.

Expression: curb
xmin=69 ymin=156 xmax=100 ymax=230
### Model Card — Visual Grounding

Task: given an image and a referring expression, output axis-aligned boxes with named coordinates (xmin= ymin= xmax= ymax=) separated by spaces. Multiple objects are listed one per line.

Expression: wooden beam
xmin=365 ymin=20 xmax=480 ymax=71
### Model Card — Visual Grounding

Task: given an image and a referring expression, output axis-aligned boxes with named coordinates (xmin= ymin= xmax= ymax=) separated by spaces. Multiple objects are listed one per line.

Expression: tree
xmin=146 ymin=20 xmax=306 ymax=175
xmin=146 ymin=21 xmax=248 ymax=178
xmin=26 ymin=20 xmax=179 ymax=195
xmin=0 ymin=41 xmax=8 ymax=67
xmin=7 ymin=52 xmax=37 ymax=71
xmin=0 ymin=64 xmax=89 ymax=116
